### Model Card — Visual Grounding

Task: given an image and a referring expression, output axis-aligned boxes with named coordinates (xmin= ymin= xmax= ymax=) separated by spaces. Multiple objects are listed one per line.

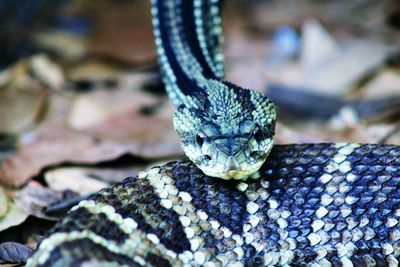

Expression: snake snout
xmin=224 ymin=156 xmax=240 ymax=172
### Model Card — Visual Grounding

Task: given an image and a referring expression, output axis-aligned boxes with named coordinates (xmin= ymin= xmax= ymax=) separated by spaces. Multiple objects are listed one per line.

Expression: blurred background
xmin=1 ymin=0 xmax=400 ymax=261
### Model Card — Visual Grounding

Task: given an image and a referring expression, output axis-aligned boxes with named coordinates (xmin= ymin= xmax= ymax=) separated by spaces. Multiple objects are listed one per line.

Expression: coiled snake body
xmin=28 ymin=1 xmax=400 ymax=266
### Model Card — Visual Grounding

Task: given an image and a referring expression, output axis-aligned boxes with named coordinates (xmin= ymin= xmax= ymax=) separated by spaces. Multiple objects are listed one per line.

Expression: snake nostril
xmin=250 ymin=151 xmax=260 ymax=159
xmin=204 ymin=155 xmax=212 ymax=161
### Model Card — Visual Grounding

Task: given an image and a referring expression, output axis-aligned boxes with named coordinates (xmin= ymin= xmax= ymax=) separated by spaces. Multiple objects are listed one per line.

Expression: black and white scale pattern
xmin=27 ymin=143 xmax=400 ymax=266
xmin=151 ymin=0 xmax=277 ymax=180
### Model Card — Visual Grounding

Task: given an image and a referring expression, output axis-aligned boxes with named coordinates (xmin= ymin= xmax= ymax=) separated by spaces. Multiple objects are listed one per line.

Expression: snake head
xmin=173 ymin=82 xmax=276 ymax=180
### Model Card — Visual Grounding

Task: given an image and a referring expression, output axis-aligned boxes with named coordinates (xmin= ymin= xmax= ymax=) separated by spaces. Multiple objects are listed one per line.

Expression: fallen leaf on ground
xmin=366 ymin=124 xmax=397 ymax=144
xmin=301 ymin=19 xmax=338 ymax=72
xmin=14 ymin=181 xmax=64 ymax=220
xmin=66 ymin=58 xmax=121 ymax=83
xmin=0 ymin=124 xmax=93 ymax=187
xmin=360 ymin=69 xmax=400 ymax=99
xmin=0 ymin=199 xmax=29 ymax=233
xmin=67 ymin=89 xmax=157 ymax=130
xmin=45 ymin=168 xmax=109 ymax=195
xmin=44 ymin=193 xmax=86 ymax=218
xmin=34 ymin=31 xmax=88 ymax=61
xmin=46 ymin=165 xmax=146 ymax=185
xmin=30 ymin=54 xmax=65 ymax=90
xmin=68 ymin=94 xmax=116 ymax=129
xmin=0 ymin=242 xmax=33 ymax=264
xmin=0 ymin=188 xmax=7 ymax=217
xmin=0 ymin=56 xmax=55 ymax=134
xmin=0 ymin=94 xmax=181 ymax=187
xmin=300 ymin=40 xmax=396 ymax=95
xmin=275 ymin=122 xmax=327 ymax=144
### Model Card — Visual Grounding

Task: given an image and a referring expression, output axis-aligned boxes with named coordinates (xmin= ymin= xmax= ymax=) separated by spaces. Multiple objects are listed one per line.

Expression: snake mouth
xmin=202 ymin=160 xmax=265 ymax=180
xmin=225 ymin=170 xmax=252 ymax=180
xmin=191 ymin=145 xmax=273 ymax=180
xmin=182 ymin=137 xmax=274 ymax=181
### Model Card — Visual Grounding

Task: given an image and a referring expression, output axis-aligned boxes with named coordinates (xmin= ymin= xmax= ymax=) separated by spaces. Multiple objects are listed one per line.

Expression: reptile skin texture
xmin=27 ymin=144 xmax=400 ymax=266
xmin=26 ymin=0 xmax=400 ymax=265
xmin=151 ymin=0 xmax=277 ymax=180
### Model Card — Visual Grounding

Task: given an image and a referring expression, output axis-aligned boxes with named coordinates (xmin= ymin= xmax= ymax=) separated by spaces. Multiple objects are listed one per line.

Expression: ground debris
xmin=0 ymin=242 xmax=33 ymax=264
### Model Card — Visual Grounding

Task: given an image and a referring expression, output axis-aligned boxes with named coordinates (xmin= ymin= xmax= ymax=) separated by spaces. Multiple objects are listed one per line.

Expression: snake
xmin=27 ymin=0 xmax=399 ymax=266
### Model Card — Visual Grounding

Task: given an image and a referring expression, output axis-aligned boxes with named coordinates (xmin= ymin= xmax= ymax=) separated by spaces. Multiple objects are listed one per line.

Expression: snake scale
xmin=27 ymin=1 xmax=399 ymax=266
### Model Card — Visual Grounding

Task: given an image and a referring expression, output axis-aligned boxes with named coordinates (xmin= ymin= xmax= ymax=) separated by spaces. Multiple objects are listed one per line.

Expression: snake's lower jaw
xmin=182 ymin=136 xmax=274 ymax=180
xmin=204 ymin=165 xmax=264 ymax=180
xmin=196 ymin=154 xmax=268 ymax=181
xmin=214 ymin=162 xmax=265 ymax=180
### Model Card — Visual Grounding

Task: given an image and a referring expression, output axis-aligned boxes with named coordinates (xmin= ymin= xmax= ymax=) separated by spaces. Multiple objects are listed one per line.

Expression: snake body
xmin=152 ymin=0 xmax=276 ymax=180
xmin=27 ymin=1 xmax=400 ymax=266
xmin=28 ymin=144 xmax=400 ymax=266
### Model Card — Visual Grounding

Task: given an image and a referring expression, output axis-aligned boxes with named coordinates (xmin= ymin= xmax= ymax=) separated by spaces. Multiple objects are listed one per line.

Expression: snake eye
xmin=196 ymin=134 xmax=204 ymax=146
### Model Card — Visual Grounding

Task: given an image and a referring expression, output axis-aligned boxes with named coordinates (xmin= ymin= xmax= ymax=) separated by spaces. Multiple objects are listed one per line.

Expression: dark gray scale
xmin=263 ymin=144 xmax=338 ymax=247
xmin=258 ymin=144 xmax=400 ymax=265
xmin=169 ymin=144 xmax=399 ymax=265
xmin=39 ymin=239 xmax=141 ymax=267
xmin=145 ymin=253 xmax=173 ymax=267
xmin=172 ymin=160 xmax=249 ymax=234
xmin=92 ymin=177 xmax=191 ymax=254
xmin=49 ymin=206 xmax=129 ymax=245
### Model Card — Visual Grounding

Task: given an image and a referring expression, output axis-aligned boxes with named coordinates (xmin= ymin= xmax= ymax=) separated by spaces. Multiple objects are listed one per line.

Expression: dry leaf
xmin=366 ymin=124 xmax=397 ymax=144
xmin=66 ymin=59 xmax=121 ymax=83
xmin=0 ymin=125 xmax=94 ymax=187
xmin=30 ymin=54 xmax=65 ymax=90
xmin=14 ymin=181 xmax=63 ymax=220
xmin=0 ymin=201 xmax=29 ymax=233
xmin=0 ymin=188 xmax=7 ymax=217
xmin=34 ymin=31 xmax=88 ymax=61
xmin=360 ymin=69 xmax=400 ymax=99
xmin=45 ymin=166 xmax=145 ymax=184
xmin=300 ymin=40 xmax=396 ymax=94
xmin=67 ymin=89 xmax=157 ymax=130
xmin=301 ymin=19 xmax=338 ymax=71
xmin=274 ymin=122 xmax=327 ymax=144
xmin=68 ymin=94 xmax=115 ymax=129
xmin=0 ymin=242 xmax=33 ymax=264
xmin=45 ymin=168 xmax=108 ymax=195
xmin=0 ymin=57 xmax=51 ymax=133
xmin=0 ymin=95 xmax=181 ymax=187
